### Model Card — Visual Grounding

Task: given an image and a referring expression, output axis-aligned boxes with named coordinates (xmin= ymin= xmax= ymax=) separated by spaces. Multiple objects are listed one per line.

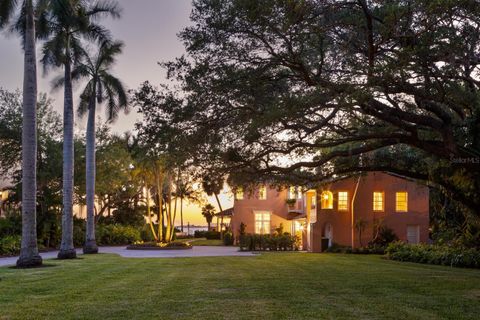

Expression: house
xmin=230 ymin=172 xmax=429 ymax=252
xmin=231 ymin=184 xmax=315 ymax=250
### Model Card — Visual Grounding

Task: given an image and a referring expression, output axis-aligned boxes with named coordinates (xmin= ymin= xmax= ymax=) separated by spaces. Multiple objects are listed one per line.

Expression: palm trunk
xmin=214 ymin=193 xmax=224 ymax=239
xmin=17 ymin=0 xmax=42 ymax=268
xmin=145 ymin=185 xmax=158 ymax=241
xmin=83 ymin=95 xmax=98 ymax=254
xmin=180 ymin=198 xmax=184 ymax=232
xmin=165 ymin=176 xmax=172 ymax=242
xmin=58 ymin=40 xmax=77 ymax=259
xmin=155 ymin=167 xmax=163 ymax=243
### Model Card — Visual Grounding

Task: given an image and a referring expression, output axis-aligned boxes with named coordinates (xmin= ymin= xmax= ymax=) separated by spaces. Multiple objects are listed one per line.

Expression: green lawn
xmin=0 ymin=253 xmax=479 ymax=320
xmin=187 ymin=238 xmax=224 ymax=246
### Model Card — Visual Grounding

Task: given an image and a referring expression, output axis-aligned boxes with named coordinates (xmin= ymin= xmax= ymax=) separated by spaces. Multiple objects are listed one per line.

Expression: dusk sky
xmin=0 ymin=0 xmax=232 ymax=226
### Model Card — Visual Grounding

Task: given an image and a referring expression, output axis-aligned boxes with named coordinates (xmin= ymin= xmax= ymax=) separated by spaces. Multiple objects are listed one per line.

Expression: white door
xmin=407 ymin=225 xmax=420 ymax=244
xmin=324 ymin=223 xmax=333 ymax=247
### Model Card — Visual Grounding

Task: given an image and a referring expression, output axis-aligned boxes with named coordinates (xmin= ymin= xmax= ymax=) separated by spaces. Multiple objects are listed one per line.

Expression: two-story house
xmin=230 ymin=171 xmax=430 ymax=252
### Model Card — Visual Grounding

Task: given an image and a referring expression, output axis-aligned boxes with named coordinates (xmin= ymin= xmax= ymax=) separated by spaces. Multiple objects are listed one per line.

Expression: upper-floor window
xmin=235 ymin=187 xmax=244 ymax=200
xmin=373 ymin=192 xmax=384 ymax=211
xmin=288 ymin=186 xmax=296 ymax=199
xmin=258 ymin=185 xmax=267 ymax=200
xmin=338 ymin=191 xmax=348 ymax=211
xmin=288 ymin=186 xmax=303 ymax=199
xmin=396 ymin=192 xmax=408 ymax=212
xmin=320 ymin=191 xmax=333 ymax=209
xmin=255 ymin=212 xmax=270 ymax=234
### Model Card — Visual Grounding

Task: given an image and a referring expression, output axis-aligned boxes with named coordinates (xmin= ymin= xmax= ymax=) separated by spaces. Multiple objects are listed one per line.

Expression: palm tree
xmin=41 ymin=0 xmax=121 ymax=259
xmin=202 ymin=175 xmax=224 ymax=236
xmin=71 ymin=40 xmax=127 ymax=253
xmin=1 ymin=0 xmax=46 ymax=268
xmin=201 ymin=204 xmax=216 ymax=231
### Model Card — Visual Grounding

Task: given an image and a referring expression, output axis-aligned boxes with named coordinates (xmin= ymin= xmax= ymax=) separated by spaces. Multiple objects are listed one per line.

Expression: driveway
xmin=0 ymin=246 xmax=255 ymax=267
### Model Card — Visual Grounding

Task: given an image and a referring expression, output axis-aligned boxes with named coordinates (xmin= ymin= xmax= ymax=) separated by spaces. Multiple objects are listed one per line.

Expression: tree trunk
xmin=155 ymin=167 xmax=164 ymax=242
xmin=58 ymin=39 xmax=77 ymax=259
xmin=17 ymin=0 xmax=42 ymax=268
xmin=180 ymin=198 xmax=184 ymax=232
xmin=214 ymin=193 xmax=224 ymax=239
xmin=83 ymin=95 xmax=98 ymax=254
xmin=145 ymin=184 xmax=158 ymax=241
xmin=165 ymin=176 xmax=172 ymax=242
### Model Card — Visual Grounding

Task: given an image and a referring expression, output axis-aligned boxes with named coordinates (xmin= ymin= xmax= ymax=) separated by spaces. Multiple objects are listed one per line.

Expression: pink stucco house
xmin=230 ymin=172 xmax=430 ymax=252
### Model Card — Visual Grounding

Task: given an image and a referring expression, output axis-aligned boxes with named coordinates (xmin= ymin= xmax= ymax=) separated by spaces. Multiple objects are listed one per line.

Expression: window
xmin=258 ymin=185 xmax=267 ymax=200
xmin=396 ymin=192 xmax=408 ymax=212
xmin=235 ymin=187 xmax=244 ymax=200
xmin=373 ymin=192 xmax=384 ymax=211
xmin=255 ymin=212 xmax=271 ymax=234
xmin=407 ymin=225 xmax=420 ymax=244
xmin=320 ymin=191 xmax=333 ymax=209
xmin=288 ymin=186 xmax=296 ymax=199
xmin=338 ymin=192 xmax=348 ymax=211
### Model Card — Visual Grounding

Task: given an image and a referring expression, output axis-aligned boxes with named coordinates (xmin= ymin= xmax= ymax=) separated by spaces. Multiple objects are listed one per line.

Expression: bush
xmin=96 ymin=224 xmax=141 ymax=245
xmin=205 ymin=231 xmax=221 ymax=240
xmin=370 ymin=226 xmax=399 ymax=247
xmin=326 ymin=243 xmax=385 ymax=254
xmin=223 ymin=232 xmax=234 ymax=246
xmin=239 ymin=233 xmax=298 ymax=251
xmin=0 ymin=235 xmax=21 ymax=256
xmin=194 ymin=230 xmax=207 ymax=238
xmin=73 ymin=217 xmax=86 ymax=247
xmin=0 ymin=210 xmax=22 ymax=236
xmin=385 ymin=241 xmax=480 ymax=268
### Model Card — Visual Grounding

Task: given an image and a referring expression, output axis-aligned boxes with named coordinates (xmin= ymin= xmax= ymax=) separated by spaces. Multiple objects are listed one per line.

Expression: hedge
xmin=239 ymin=233 xmax=299 ymax=251
xmin=385 ymin=241 xmax=480 ymax=269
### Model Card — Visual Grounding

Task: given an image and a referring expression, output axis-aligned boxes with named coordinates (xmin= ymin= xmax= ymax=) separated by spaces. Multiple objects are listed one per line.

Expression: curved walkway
xmin=0 ymin=246 xmax=255 ymax=267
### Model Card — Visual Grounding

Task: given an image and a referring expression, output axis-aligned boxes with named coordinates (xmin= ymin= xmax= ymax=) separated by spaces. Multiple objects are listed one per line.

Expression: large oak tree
xmin=135 ymin=0 xmax=480 ymax=217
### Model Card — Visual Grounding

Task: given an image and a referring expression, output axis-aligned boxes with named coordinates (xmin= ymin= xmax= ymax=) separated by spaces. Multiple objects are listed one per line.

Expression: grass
xmin=187 ymin=238 xmax=224 ymax=246
xmin=0 ymin=253 xmax=479 ymax=320
xmin=174 ymin=238 xmax=225 ymax=246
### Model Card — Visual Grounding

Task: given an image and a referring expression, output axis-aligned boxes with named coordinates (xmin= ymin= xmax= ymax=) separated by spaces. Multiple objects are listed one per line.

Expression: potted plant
xmin=286 ymin=198 xmax=296 ymax=209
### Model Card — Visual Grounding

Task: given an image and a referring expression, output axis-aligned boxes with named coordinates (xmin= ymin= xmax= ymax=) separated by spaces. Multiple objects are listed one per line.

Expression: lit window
xmin=373 ymin=192 xmax=384 ymax=211
xmin=259 ymin=185 xmax=267 ymax=200
xmin=396 ymin=192 xmax=408 ymax=212
xmin=338 ymin=192 xmax=348 ymax=211
xmin=255 ymin=213 xmax=271 ymax=234
xmin=235 ymin=187 xmax=244 ymax=200
xmin=293 ymin=220 xmax=303 ymax=234
xmin=288 ymin=186 xmax=297 ymax=199
xmin=320 ymin=191 xmax=333 ymax=209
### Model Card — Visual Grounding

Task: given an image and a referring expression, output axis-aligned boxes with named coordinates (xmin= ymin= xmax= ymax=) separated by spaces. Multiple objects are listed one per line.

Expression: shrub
xmin=223 ymin=232 xmax=234 ymax=246
xmin=239 ymin=233 xmax=298 ymax=251
xmin=385 ymin=241 xmax=480 ymax=268
xmin=0 ymin=210 xmax=22 ymax=236
xmin=205 ymin=231 xmax=221 ymax=240
xmin=0 ymin=235 xmax=21 ymax=256
xmin=73 ymin=217 xmax=86 ymax=247
xmin=194 ymin=230 xmax=207 ymax=238
xmin=96 ymin=224 xmax=141 ymax=245
xmin=370 ymin=226 xmax=399 ymax=247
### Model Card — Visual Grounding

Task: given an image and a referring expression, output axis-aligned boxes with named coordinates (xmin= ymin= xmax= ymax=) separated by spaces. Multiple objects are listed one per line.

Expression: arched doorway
xmin=324 ymin=223 xmax=333 ymax=247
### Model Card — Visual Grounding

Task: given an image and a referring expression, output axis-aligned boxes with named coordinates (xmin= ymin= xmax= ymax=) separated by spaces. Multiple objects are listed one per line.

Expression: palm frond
xmin=97 ymin=40 xmax=123 ymax=69
xmin=40 ymin=32 xmax=67 ymax=73
xmin=78 ymin=80 xmax=95 ymax=118
xmin=83 ymin=21 xmax=112 ymax=43
xmin=102 ymin=73 xmax=128 ymax=109
xmin=86 ymin=0 xmax=121 ymax=21
xmin=0 ymin=0 xmax=17 ymax=28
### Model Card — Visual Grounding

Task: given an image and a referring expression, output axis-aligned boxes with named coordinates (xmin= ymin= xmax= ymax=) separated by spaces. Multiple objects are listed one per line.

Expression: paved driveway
xmin=0 ymin=246 xmax=255 ymax=267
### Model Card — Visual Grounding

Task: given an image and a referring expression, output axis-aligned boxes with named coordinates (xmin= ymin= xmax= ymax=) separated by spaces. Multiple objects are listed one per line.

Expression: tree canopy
xmin=135 ymin=0 xmax=480 ymax=216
